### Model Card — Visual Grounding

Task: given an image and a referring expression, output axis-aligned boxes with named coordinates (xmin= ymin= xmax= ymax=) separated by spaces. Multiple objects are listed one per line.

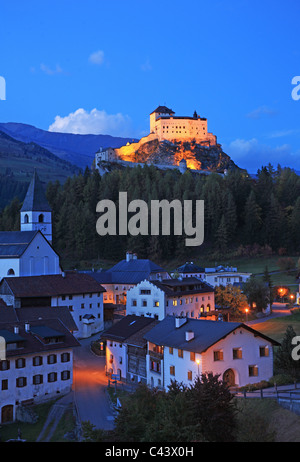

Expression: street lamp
xmin=245 ymin=307 xmax=249 ymax=322
xmin=196 ymin=358 xmax=200 ymax=377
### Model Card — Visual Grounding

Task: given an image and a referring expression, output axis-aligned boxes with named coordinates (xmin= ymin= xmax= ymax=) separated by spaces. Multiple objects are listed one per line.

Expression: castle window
xmin=38 ymin=214 xmax=44 ymax=223
xmin=7 ymin=268 xmax=15 ymax=276
xmin=24 ymin=214 xmax=29 ymax=224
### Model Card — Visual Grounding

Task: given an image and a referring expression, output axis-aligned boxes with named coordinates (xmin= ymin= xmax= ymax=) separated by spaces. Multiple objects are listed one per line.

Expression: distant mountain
xmin=0 ymin=122 xmax=138 ymax=170
xmin=0 ymin=130 xmax=80 ymax=187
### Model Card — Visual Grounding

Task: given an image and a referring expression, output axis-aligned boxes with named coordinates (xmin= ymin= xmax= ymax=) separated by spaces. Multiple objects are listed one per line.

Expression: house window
xmin=187 ymin=371 xmax=193 ymax=381
xmin=142 ymin=300 xmax=147 ymax=307
xmin=38 ymin=214 xmax=44 ymax=223
xmin=48 ymin=372 xmax=57 ymax=382
xmin=7 ymin=268 xmax=15 ymax=275
xmin=213 ymin=350 xmax=224 ymax=361
xmin=140 ymin=289 xmax=151 ymax=295
xmin=33 ymin=356 xmax=43 ymax=366
xmin=61 ymin=370 xmax=70 ymax=381
xmin=132 ymin=300 xmax=137 ymax=307
xmin=33 ymin=375 xmax=43 ymax=385
xmin=259 ymin=346 xmax=269 ymax=357
xmin=249 ymin=365 xmax=258 ymax=377
xmin=1 ymin=379 xmax=8 ymax=390
xmin=24 ymin=214 xmax=29 ymax=224
xmin=173 ymin=300 xmax=177 ymax=306
xmin=170 ymin=365 xmax=175 ymax=376
xmin=169 ymin=347 xmax=173 ymax=355
xmin=178 ymin=349 xmax=183 ymax=358
xmin=190 ymin=352 xmax=195 ymax=361
xmin=15 ymin=358 xmax=25 ymax=369
xmin=47 ymin=354 xmax=57 ymax=365
xmin=233 ymin=348 xmax=242 ymax=360
xmin=154 ymin=301 xmax=159 ymax=307
xmin=0 ymin=360 xmax=10 ymax=371
xmin=16 ymin=377 xmax=27 ymax=387
xmin=61 ymin=352 xmax=70 ymax=363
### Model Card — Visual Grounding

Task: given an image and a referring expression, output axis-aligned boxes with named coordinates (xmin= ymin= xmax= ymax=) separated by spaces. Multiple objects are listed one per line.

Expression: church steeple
xmin=20 ymin=170 xmax=52 ymax=243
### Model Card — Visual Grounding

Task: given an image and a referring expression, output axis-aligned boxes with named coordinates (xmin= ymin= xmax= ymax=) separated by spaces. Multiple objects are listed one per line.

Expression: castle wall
xmin=153 ymin=116 xmax=216 ymax=145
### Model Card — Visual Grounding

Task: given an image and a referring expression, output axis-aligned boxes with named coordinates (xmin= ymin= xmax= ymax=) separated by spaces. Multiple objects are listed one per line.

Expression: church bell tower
xmin=20 ymin=170 xmax=52 ymax=243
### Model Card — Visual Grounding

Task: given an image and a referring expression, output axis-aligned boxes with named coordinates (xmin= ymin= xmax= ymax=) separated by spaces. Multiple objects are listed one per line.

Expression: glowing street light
xmin=245 ymin=307 xmax=249 ymax=322
xmin=196 ymin=358 xmax=200 ymax=377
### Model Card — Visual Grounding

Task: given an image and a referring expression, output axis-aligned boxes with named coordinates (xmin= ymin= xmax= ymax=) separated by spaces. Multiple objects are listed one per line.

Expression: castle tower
xmin=150 ymin=105 xmax=175 ymax=133
xmin=20 ymin=170 xmax=52 ymax=243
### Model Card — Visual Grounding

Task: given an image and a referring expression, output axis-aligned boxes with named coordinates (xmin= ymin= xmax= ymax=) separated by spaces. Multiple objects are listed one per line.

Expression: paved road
xmin=73 ymin=335 xmax=115 ymax=430
xmin=245 ymin=303 xmax=292 ymax=326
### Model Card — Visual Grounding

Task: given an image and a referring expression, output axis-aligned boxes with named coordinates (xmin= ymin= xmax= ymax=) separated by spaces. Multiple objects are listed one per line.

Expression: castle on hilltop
xmin=95 ymin=105 xmax=218 ymax=172
xmin=149 ymin=105 xmax=217 ymax=145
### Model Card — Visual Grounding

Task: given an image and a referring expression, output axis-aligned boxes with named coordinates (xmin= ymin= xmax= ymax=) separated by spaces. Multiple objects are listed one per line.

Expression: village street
xmin=72 ymin=304 xmax=296 ymax=429
xmin=73 ymin=335 xmax=116 ymax=430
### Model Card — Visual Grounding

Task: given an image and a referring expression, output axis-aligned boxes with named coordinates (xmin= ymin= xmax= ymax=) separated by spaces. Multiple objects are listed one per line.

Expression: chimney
xmin=126 ymin=251 xmax=133 ymax=262
xmin=185 ymin=330 xmax=194 ymax=342
xmin=133 ymin=253 xmax=137 ymax=260
xmin=25 ymin=322 xmax=30 ymax=332
xmin=14 ymin=326 xmax=19 ymax=334
xmin=175 ymin=316 xmax=187 ymax=328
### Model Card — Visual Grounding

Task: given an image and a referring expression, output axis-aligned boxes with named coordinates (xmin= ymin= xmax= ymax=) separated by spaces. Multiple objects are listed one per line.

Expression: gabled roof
xmin=150 ymin=106 xmax=175 ymax=115
xmin=0 ymin=318 xmax=80 ymax=357
xmin=101 ymin=315 xmax=156 ymax=342
xmin=0 ymin=230 xmax=39 ymax=258
xmin=85 ymin=258 xmax=167 ymax=285
xmin=1 ymin=272 xmax=105 ymax=297
xmin=176 ymin=262 xmax=205 ymax=273
xmin=151 ymin=277 xmax=214 ymax=296
xmin=144 ymin=316 xmax=280 ymax=353
xmin=21 ymin=170 xmax=52 ymax=212
xmin=0 ymin=306 xmax=78 ymax=332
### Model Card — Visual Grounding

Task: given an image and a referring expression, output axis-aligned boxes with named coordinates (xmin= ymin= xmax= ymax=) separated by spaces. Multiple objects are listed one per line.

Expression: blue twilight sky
xmin=0 ymin=0 xmax=300 ymax=173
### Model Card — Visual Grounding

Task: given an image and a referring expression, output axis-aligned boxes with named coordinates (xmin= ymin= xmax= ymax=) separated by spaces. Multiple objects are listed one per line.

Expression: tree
xmin=274 ymin=326 xmax=300 ymax=380
xmin=214 ymin=284 xmax=248 ymax=320
xmin=243 ymin=190 xmax=262 ymax=244
xmin=243 ymin=275 xmax=270 ymax=312
xmin=187 ymin=373 xmax=237 ymax=442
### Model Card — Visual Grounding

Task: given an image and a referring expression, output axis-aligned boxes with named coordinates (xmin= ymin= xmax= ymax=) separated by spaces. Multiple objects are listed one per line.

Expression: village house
xmin=0 ymin=305 xmax=79 ymax=424
xmin=0 ymin=272 xmax=105 ymax=339
xmin=144 ymin=315 xmax=279 ymax=390
xmin=126 ymin=277 xmax=215 ymax=321
xmin=85 ymin=251 xmax=170 ymax=306
xmin=171 ymin=261 xmax=205 ymax=280
xmin=101 ymin=315 xmax=158 ymax=383
xmin=204 ymin=265 xmax=251 ymax=288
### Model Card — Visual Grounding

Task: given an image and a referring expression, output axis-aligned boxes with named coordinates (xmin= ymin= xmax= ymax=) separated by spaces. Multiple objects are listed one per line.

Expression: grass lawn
xmin=235 ymin=398 xmax=300 ymax=442
xmin=0 ymin=399 xmax=58 ymax=442
xmin=252 ymin=310 xmax=300 ymax=343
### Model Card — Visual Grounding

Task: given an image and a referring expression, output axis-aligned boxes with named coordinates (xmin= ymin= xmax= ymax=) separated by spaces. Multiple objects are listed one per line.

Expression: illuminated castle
xmin=149 ymin=106 xmax=217 ymax=145
xmin=95 ymin=105 xmax=218 ymax=171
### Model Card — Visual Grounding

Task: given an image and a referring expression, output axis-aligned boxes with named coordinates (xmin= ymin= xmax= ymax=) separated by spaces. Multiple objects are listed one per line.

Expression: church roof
xmin=0 ymin=230 xmax=39 ymax=257
xmin=150 ymin=105 xmax=175 ymax=115
xmin=84 ymin=258 xmax=167 ymax=284
xmin=20 ymin=170 xmax=52 ymax=212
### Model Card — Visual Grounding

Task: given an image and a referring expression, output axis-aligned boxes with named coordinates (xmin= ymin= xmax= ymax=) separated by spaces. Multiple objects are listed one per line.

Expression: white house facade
xmin=126 ymin=278 xmax=215 ymax=320
xmin=144 ymin=316 xmax=279 ymax=390
xmin=0 ymin=318 xmax=80 ymax=424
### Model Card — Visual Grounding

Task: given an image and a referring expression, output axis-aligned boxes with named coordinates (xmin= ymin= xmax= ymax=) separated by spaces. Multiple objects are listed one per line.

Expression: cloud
xmin=224 ymin=137 xmax=300 ymax=172
xmin=88 ymin=50 xmax=105 ymax=65
xmin=141 ymin=59 xmax=152 ymax=72
xmin=40 ymin=63 xmax=64 ymax=75
xmin=246 ymin=105 xmax=278 ymax=119
xmin=48 ymin=108 xmax=134 ymax=137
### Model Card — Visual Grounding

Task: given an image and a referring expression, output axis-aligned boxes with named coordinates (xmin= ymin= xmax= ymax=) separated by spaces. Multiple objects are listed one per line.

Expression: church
xmin=0 ymin=171 xmax=61 ymax=280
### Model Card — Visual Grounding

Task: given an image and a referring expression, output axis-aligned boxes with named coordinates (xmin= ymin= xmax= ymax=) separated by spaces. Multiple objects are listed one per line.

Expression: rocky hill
xmin=115 ymin=137 xmax=239 ymax=172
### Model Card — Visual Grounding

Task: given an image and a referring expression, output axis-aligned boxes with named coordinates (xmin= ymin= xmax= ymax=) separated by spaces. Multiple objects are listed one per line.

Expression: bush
xmin=268 ymin=374 xmax=295 ymax=387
